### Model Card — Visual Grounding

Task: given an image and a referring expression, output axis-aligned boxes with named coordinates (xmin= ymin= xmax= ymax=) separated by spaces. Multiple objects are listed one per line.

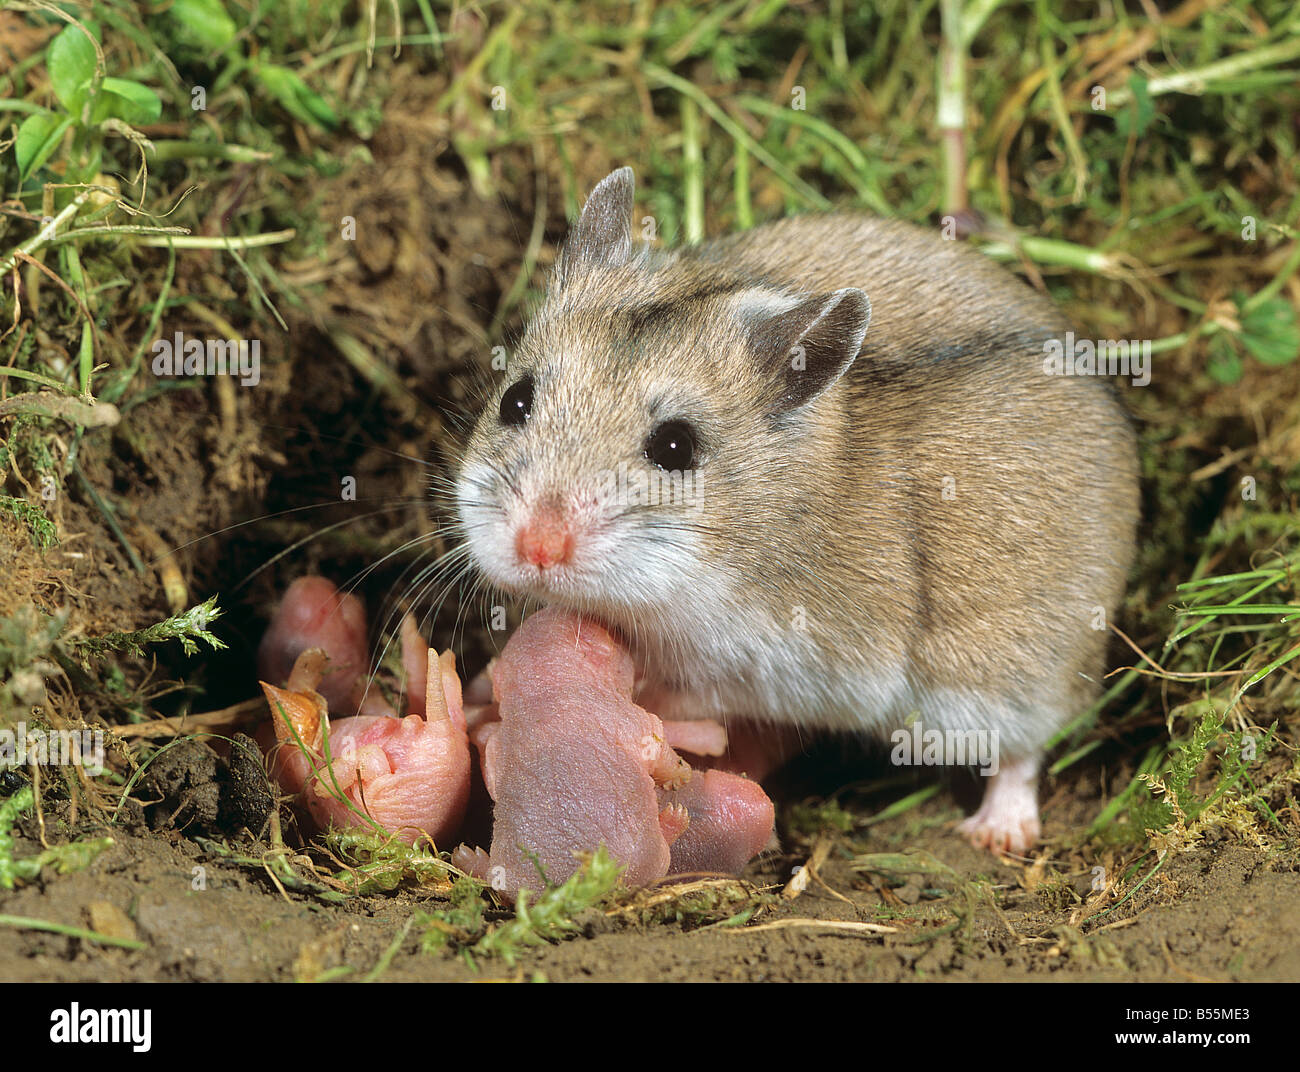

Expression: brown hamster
xmin=454 ymin=168 xmax=1139 ymax=854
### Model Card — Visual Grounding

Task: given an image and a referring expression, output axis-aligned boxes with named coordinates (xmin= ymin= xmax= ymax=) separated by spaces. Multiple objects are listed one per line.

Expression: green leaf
xmin=1206 ymin=334 xmax=1242 ymax=385
xmin=1238 ymin=295 xmax=1300 ymax=367
xmin=93 ymin=78 xmax=162 ymax=125
xmin=167 ymin=0 xmax=238 ymax=53
xmin=14 ymin=112 xmax=72 ymax=182
xmin=256 ymin=64 xmax=338 ymax=131
xmin=47 ymin=24 xmax=99 ymax=115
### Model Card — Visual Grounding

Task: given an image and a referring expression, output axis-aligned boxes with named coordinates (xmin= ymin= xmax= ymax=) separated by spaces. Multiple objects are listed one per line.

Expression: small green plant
xmin=1118 ymin=536 xmax=1299 ymax=851
xmin=0 ymin=492 xmax=57 ymax=550
xmin=12 ymin=6 xmax=337 ymax=198
xmin=161 ymin=0 xmax=338 ymax=133
xmin=0 ymin=786 xmax=114 ymax=889
xmin=1133 ymin=712 xmax=1286 ymax=855
xmin=417 ymin=847 xmax=625 ymax=968
xmin=416 ymin=875 xmax=489 ymax=953
xmin=1206 ymin=291 xmax=1300 ymax=385
xmin=69 ymin=596 xmax=226 ymax=660
xmin=787 ymin=797 xmax=857 ymax=837
xmin=620 ymin=876 xmax=770 ymax=928
xmin=325 ymin=828 xmax=451 ymax=894
xmin=472 ymin=846 xmax=624 ymax=966
xmin=13 ymin=20 xmax=161 ymax=191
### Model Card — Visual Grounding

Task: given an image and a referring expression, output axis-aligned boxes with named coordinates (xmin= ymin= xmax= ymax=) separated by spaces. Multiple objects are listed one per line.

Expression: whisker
xmin=336 ymin=528 xmax=449 ymax=602
xmin=152 ymin=496 xmax=428 ymax=565
xmin=231 ymin=500 xmax=431 ymax=591
xmin=355 ymin=542 xmax=477 ymax=714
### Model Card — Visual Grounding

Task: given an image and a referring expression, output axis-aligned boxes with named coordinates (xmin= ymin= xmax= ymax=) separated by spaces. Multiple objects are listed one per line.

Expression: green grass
xmin=0 ymin=785 xmax=115 ymax=889
xmin=461 ymin=845 xmax=623 ymax=968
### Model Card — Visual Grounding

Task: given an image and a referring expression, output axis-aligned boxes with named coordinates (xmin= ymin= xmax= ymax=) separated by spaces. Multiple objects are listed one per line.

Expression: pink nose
xmin=515 ymin=505 xmax=575 ymax=569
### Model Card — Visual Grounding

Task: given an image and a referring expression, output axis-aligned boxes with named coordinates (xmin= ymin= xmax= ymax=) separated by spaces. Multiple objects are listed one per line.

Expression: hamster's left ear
xmin=741 ymin=287 xmax=872 ymax=414
xmin=555 ymin=167 xmax=635 ymax=288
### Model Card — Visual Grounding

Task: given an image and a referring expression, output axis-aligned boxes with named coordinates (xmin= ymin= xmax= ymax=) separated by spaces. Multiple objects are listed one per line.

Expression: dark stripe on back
xmin=613 ymin=280 xmax=749 ymax=338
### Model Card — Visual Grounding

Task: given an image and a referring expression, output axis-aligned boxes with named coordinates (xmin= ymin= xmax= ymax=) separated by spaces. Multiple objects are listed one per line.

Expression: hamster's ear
xmin=555 ymin=167 xmax=635 ymax=288
xmin=741 ymin=287 xmax=872 ymax=414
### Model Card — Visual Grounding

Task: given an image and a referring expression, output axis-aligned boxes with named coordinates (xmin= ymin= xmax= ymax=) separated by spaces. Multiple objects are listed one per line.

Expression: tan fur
xmin=455 ymin=180 xmax=1139 ymax=783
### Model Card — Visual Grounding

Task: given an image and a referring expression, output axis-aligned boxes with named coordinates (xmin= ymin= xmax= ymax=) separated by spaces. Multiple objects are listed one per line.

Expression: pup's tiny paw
xmin=658 ymin=802 xmax=691 ymax=844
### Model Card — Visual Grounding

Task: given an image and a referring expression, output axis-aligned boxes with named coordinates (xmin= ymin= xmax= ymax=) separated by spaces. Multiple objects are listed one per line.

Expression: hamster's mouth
xmin=495 ymin=565 xmax=611 ymax=608
xmin=485 ymin=563 xmax=646 ymax=626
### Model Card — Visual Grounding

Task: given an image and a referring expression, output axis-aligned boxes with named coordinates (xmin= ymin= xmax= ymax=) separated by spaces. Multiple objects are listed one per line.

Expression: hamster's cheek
xmin=454 ymin=467 xmax=520 ymax=587
xmin=618 ymin=523 xmax=707 ymax=592
xmin=463 ymin=519 xmax=521 ymax=591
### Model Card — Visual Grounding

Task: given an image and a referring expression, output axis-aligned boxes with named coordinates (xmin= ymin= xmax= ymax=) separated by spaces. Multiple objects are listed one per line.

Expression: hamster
xmin=453 ymin=167 xmax=1139 ymax=855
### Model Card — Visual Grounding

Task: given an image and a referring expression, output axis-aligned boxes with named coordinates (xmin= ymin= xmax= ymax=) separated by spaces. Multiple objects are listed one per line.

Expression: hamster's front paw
xmin=958 ymin=756 xmax=1041 ymax=856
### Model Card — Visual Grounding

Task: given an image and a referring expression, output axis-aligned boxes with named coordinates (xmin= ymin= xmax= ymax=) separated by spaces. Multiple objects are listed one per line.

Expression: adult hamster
xmin=455 ymin=168 xmax=1139 ymax=853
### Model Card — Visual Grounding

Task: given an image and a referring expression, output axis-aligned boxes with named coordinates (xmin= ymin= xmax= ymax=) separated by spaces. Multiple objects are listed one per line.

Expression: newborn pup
xmin=258 ymin=576 xmax=404 ymax=719
xmin=453 ymin=608 xmax=774 ymax=898
xmin=455 ymin=609 xmax=689 ymax=896
xmin=662 ymin=769 xmax=775 ymax=876
xmin=258 ymin=577 xmax=471 ymax=846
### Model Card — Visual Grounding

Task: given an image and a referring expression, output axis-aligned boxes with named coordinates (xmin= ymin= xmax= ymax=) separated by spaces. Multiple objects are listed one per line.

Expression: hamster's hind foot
xmin=958 ymin=755 xmax=1042 ymax=856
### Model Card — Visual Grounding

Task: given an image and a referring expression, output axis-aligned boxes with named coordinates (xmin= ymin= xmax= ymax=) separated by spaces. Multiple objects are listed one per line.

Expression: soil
xmin=2 ymin=51 xmax=1298 ymax=985
xmin=4 ymin=771 xmax=1298 ymax=982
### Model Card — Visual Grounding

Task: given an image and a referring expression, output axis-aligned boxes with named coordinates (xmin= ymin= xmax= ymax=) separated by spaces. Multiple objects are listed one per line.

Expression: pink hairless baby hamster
xmin=258 ymin=577 xmax=471 ymax=846
xmin=257 ymin=578 xmax=773 ymax=886
xmin=451 ymin=608 xmax=774 ymax=898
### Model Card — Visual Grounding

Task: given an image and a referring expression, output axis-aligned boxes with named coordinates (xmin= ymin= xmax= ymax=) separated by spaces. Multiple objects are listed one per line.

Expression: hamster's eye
xmin=644 ymin=420 xmax=696 ymax=472
xmin=499 ymin=376 xmax=534 ymax=426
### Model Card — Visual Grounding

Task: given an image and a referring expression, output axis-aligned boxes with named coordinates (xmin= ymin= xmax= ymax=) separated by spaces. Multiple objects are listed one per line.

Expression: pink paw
xmin=958 ymin=756 xmax=1041 ymax=856
xmin=451 ymin=844 xmax=491 ymax=880
xmin=658 ymin=802 xmax=691 ymax=845
xmin=958 ymin=804 xmax=1041 ymax=855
